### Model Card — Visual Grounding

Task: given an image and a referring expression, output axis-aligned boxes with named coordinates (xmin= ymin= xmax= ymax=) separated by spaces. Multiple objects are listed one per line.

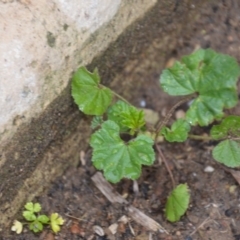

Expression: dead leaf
xmin=70 ymin=223 xmax=85 ymax=236
xmin=44 ymin=232 xmax=55 ymax=240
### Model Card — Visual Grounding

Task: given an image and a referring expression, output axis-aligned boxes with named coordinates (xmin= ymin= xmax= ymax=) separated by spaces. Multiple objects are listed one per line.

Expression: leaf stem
xmin=113 ymin=91 xmax=132 ymax=105
xmin=188 ymin=135 xmax=240 ymax=141
xmin=155 ymin=144 xmax=176 ymax=188
xmin=188 ymin=134 xmax=213 ymax=141
xmin=231 ymin=137 xmax=240 ymax=141
xmin=155 ymin=94 xmax=195 ymax=142
xmin=100 ymin=84 xmax=132 ymax=105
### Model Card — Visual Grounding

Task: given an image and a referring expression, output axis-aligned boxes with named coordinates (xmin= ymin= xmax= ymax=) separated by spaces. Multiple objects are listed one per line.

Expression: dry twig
xmin=91 ymin=172 xmax=168 ymax=233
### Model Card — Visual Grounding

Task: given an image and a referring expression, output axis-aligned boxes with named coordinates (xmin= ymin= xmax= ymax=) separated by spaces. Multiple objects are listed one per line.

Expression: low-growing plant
xmin=71 ymin=48 xmax=240 ymax=222
xmin=11 ymin=202 xmax=64 ymax=234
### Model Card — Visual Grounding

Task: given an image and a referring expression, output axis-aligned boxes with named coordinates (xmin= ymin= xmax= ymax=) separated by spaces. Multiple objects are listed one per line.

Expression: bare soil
xmin=3 ymin=1 xmax=240 ymax=239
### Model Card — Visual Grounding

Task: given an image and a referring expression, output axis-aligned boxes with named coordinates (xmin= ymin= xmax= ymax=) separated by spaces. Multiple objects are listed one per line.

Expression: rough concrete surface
xmin=0 ymin=0 xmax=156 ymax=146
xmin=0 ymin=0 xmax=157 ymax=230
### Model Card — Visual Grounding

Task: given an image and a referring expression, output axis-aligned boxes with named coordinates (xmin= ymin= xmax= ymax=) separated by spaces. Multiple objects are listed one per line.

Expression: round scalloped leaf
xmin=160 ymin=49 xmax=240 ymax=126
xmin=212 ymin=140 xmax=240 ymax=167
xmin=50 ymin=213 xmax=64 ymax=233
xmin=185 ymin=89 xmax=237 ymax=126
xmin=23 ymin=211 xmax=37 ymax=221
xmin=37 ymin=215 xmax=50 ymax=224
xmin=91 ymin=116 xmax=103 ymax=129
xmin=165 ymin=184 xmax=190 ymax=222
xmin=71 ymin=67 xmax=112 ymax=115
xmin=161 ymin=119 xmax=191 ymax=142
xmin=24 ymin=202 xmax=41 ymax=213
xmin=29 ymin=221 xmax=43 ymax=233
xmin=211 ymin=116 xmax=240 ymax=140
xmin=107 ymin=100 xmax=145 ymax=134
xmin=90 ymin=120 xmax=155 ymax=183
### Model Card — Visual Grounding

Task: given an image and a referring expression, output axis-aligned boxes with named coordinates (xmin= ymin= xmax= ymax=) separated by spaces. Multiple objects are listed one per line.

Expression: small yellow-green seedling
xmin=11 ymin=202 xmax=64 ymax=234
xmin=50 ymin=213 xmax=65 ymax=233
xmin=11 ymin=220 xmax=23 ymax=234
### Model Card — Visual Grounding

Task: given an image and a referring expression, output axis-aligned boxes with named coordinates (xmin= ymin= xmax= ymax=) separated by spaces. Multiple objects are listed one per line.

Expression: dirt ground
xmin=3 ymin=1 xmax=240 ymax=239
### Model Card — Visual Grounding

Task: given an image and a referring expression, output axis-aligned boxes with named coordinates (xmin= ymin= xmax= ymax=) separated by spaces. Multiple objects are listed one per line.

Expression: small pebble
xmin=108 ymin=223 xmax=118 ymax=234
xmin=204 ymin=166 xmax=215 ymax=173
xmin=140 ymin=99 xmax=146 ymax=107
xmin=122 ymin=192 xmax=128 ymax=198
xmin=143 ymin=108 xmax=159 ymax=125
xmin=175 ymin=109 xmax=185 ymax=119
xmin=118 ymin=215 xmax=129 ymax=224
xmin=229 ymin=185 xmax=237 ymax=194
xmin=188 ymin=214 xmax=199 ymax=224
xmin=225 ymin=208 xmax=234 ymax=217
xmin=176 ymin=231 xmax=181 ymax=236
xmin=227 ymin=35 xmax=234 ymax=42
xmin=133 ymin=180 xmax=139 ymax=194
xmin=165 ymin=57 xmax=176 ymax=68
xmin=93 ymin=225 xmax=105 ymax=236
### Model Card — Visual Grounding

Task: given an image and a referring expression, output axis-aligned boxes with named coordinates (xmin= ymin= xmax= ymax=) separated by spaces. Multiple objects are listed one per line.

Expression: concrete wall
xmin=0 ymin=0 xmax=156 ymax=146
xmin=0 ymin=0 xmax=208 ymax=231
xmin=0 ymin=0 xmax=158 ymax=229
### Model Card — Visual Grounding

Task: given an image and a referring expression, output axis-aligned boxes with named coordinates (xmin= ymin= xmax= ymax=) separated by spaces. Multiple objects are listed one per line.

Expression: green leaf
xmin=90 ymin=120 xmax=155 ymax=183
xmin=24 ymin=202 xmax=41 ymax=213
xmin=210 ymin=116 xmax=240 ymax=140
xmin=50 ymin=213 xmax=64 ymax=233
xmin=212 ymin=140 xmax=240 ymax=167
xmin=23 ymin=211 xmax=37 ymax=221
xmin=108 ymin=100 xmax=145 ymax=134
xmin=165 ymin=184 xmax=190 ymax=222
xmin=29 ymin=220 xmax=43 ymax=233
xmin=71 ymin=67 xmax=112 ymax=115
xmin=160 ymin=49 xmax=240 ymax=126
xmin=91 ymin=115 xmax=103 ymax=129
xmin=161 ymin=119 xmax=191 ymax=142
xmin=37 ymin=215 xmax=49 ymax=224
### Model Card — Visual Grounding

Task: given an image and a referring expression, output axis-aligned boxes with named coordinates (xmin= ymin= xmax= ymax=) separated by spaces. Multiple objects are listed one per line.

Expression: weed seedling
xmin=71 ymin=48 xmax=240 ymax=222
xmin=11 ymin=202 xmax=64 ymax=234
